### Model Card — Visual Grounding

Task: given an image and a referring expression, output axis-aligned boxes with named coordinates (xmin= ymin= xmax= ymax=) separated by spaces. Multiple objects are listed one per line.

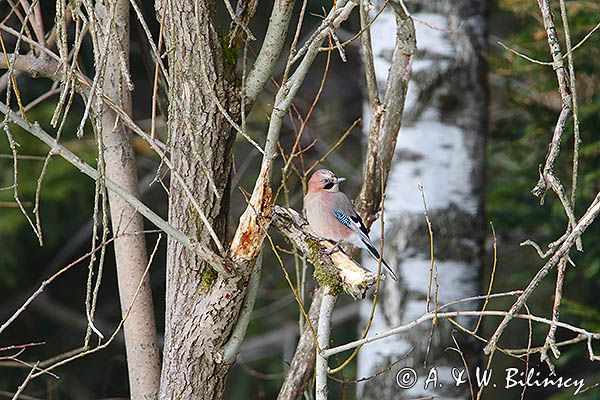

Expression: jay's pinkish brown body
xmin=304 ymin=169 xmax=398 ymax=281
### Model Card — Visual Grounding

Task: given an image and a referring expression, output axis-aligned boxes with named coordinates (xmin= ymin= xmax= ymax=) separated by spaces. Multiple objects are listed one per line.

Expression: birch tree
xmin=357 ymin=1 xmax=488 ymax=398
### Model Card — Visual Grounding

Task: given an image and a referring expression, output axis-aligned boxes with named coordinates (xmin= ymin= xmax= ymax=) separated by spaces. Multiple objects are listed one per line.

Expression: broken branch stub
xmin=230 ymin=171 xmax=273 ymax=262
xmin=271 ymin=205 xmax=378 ymax=298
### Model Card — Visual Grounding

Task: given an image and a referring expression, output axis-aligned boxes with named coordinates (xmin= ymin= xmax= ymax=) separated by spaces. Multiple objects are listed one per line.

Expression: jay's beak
xmin=334 ymin=177 xmax=346 ymax=184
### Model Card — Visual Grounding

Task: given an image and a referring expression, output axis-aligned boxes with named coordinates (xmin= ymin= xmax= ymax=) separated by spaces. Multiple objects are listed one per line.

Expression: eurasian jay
xmin=304 ymin=169 xmax=398 ymax=281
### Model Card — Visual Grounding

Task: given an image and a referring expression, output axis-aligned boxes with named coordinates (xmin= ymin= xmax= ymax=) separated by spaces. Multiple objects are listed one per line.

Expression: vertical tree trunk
xmin=97 ymin=1 xmax=161 ymax=399
xmin=357 ymin=1 xmax=487 ymax=398
xmin=156 ymin=1 xmax=243 ymax=398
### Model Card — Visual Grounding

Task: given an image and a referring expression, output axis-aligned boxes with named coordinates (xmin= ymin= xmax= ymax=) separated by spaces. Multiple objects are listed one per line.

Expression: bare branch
xmin=540 ymin=256 xmax=568 ymax=369
xmin=484 ymin=192 xmax=600 ymax=355
xmin=277 ymin=287 xmax=324 ymax=400
xmin=245 ymin=0 xmax=296 ymax=103
xmin=11 ymin=361 xmax=38 ymax=400
xmin=530 ymin=0 xmax=581 ymax=250
xmin=558 ymin=0 xmax=581 ymax=212
xmin=324 ymin=309 xmax=600 ymax=358
xmin=18 ymin=0 xmax=45 ymax=48
xmin=222 ymin=251 xmax=263 ymax=363
xmin=129 ymin=0 xmax=169 ymax=85
xmin=356 ymin=3 xmax=415 ymax=222
xmin=0 ymin=102 xmax=231 ymax=275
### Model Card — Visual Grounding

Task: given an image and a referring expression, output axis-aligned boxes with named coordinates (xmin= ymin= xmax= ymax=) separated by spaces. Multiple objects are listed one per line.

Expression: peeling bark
xmin=230 ymin=172 xmax=272 ymax=261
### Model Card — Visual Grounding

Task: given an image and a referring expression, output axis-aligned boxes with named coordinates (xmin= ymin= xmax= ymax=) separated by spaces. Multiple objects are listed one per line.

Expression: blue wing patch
xmin=333 ymin=209 xmax=352 ymax=228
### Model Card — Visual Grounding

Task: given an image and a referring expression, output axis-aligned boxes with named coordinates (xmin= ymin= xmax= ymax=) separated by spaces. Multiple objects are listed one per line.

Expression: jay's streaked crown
xmin=307 ymin=169 xmax=346 ymax=193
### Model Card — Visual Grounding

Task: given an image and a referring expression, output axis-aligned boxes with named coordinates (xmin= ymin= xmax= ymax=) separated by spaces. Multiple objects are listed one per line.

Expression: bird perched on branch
xmin=304 ymin=169 xmax=398 ymax=281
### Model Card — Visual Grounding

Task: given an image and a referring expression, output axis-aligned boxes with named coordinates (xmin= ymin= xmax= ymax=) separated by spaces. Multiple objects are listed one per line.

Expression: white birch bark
xmin=357 ymin=1 xmax=487 ymax=398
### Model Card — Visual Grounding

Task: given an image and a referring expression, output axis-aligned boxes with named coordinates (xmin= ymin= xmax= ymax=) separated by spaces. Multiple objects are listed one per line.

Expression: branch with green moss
xmin=271 ymin=205 xmax=378 ymax=299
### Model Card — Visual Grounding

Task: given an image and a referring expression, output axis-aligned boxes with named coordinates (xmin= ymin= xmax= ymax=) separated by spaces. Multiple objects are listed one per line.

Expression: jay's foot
xmin=325 ymin=240 xmax=342 ymax=255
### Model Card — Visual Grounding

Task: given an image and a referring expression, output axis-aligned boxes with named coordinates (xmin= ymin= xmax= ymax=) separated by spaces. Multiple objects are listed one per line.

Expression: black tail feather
xmin=364 ymin=241 xmax=398 ymax=281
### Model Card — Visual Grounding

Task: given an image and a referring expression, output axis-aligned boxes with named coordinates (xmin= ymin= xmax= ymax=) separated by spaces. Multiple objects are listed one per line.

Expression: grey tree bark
xmin=357 ymin=1 xmax=488 ymax=398
xmin=97 ymin=1 xmax=161 ymax=398
xmin=155 ymin=0 xmax=244 ymax=398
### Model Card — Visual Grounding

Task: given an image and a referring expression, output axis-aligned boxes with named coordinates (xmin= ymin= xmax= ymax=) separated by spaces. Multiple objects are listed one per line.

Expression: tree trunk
xmin=156 ymin=0 xmax=242 ymax=398
xmin=277 ymin=288 xmax=324 ymax=400
xmin=357 ymin=1 xmax=488 ymax=398
xmin=97 ymin=1 xmax=161 ymax=398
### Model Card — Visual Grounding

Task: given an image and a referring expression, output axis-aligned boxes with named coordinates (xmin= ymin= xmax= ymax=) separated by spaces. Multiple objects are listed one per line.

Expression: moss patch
xmin=304 ymin=237 xmax=344 ymax=296
xmin=201 ymin=266 xmax=218 ymax=289
xmin=314 ymin=266 xmax=343 ymax=296
xmin=221 ymin=33 xmax=239 ymax=70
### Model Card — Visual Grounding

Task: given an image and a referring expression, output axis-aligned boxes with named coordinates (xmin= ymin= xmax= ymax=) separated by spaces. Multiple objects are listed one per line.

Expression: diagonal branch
xmin=0 ymin=102 xmax=232 ymax=275
xmin=484 ymin=192 xmax=600 ymax=355
xmin=244 ymin=0 xmax=296 ymax=104
xmin=271 ymin=206 xmax=377 ymax=299
xmin=230 ymin=0 xmax=358 ymax=264
xmin=355 ymin=2 xmax=415 ymax=223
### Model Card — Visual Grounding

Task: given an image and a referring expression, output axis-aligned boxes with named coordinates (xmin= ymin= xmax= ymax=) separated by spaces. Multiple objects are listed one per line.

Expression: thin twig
xmin=0 ymin=103 xmax=231 ymax=275
xmin=558 ymin=0 xmax=581 ymax=210
xmin=324 ymin=309 xmax=600 ymax=358
xmin=474 ymin=222 xmax=497 ymax=333
xmin=497 ymin=40 xmax=552 ymax=66
xmin=484 ymin=192 xmax=600 ymax=355
xmin=30 ymin=234 xmax=162 ymax=378
xmin=11 ymin=361 xmax=38 ymax=400
xmin=540 ymin=256 xmax=568 ymax=368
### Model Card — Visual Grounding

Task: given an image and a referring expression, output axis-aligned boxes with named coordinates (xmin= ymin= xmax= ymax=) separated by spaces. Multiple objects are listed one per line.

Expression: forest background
xmin=1 ymin=0 xmax=599 ymax=399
